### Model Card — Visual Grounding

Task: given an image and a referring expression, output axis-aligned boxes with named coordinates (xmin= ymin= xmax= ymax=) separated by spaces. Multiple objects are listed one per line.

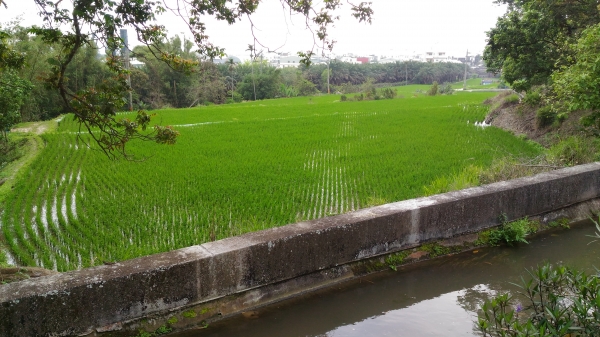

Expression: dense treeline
xmin=476 ymin=2 xmax=600 ymax=334
xmin=484 ymin=0 xmax=600 ymax=130
xmin=2 ymin=24 xmax=111 ymax=122
xmin=303 ymin=61 xmax=465 ymax=88
xmin=2 ymin=22 xmax=467 ymax=121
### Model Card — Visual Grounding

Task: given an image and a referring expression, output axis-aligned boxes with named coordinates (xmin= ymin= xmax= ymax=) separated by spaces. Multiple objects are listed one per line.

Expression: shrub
xmin=295 ymin=78 xmax=317 ymax=96
xmin=547 ymin=136 xmax=598 ymax=166
xmin=523 ymin=89 xmax=541 ymax=106
xmin=420 ymin=242 xmax=451 ymax=257
xmin=335 ymin=83 xmax=361 ymax=94
xmin=427 ymin=81 xmax=439 ymax=96
xmin=478 ymin=155 xmax=548 ymax=185
xmin=182 ymin=310 xmax=197 ymax=318
xmin=487 ymin=217 xmax=536 ymax=246
xmin=536 ymin=106 xmax=555 ymax=127
xmin=422 ymin=175 xmax=450 ymax=196
xmin=361 ymin=77 xmax=376 ymax=95
xmin=365 ymin=87 xmax=377 ymax=100
xmin=581 ymin=111 xmax=600 ymax=136
xmin=155 ymin=325 xmax=172 ymax=334
xmin=237 ymin=71 xmax=281 ymax=100
xmin=422 ymin=165 xmax=481 ymax=196
xmin=504 ymin=93 xmax=520 ymax=104
xmin=477 ymin=264 xmax=600 ymax=337
xmin=380 ymin=87 xmax=397 ymax=99
xmin=365 ymin=196 xmax=388 ymax=207
xmin=0 ymin=139 xmax=24 ymax=171
xmin=438 ymin=83 xmax=454 ymax=95
xmin=226 ymin=91 xmax=243 ymax=103
xmin=341 ymin=86 xmax=399 ymax=101
xmin=385 ymin=251 xmax=410 ymax=271
xmin=0 ymin=251 xmax=7 ymax=268
xmin=279 ymin=84 xmax=299 ymax=98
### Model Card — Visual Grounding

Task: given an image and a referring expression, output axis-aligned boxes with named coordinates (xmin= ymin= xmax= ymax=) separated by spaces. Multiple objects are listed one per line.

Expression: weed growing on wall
xmin=476 ymin=216 xmax=538 ymax=247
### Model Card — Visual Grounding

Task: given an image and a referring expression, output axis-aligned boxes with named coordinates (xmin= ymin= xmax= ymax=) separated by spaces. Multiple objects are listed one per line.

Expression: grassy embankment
xmin=0 ymin=119 xmax=58 ymax=268
xmin=450 ymin=77 xmax=504 ymax=90
xmin=0 ymin=89 xmax=542 ymax=271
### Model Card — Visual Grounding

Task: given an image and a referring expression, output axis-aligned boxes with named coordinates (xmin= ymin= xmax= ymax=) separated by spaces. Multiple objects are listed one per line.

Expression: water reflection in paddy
xmin=174 ymin=221 xmax=599 ymax=337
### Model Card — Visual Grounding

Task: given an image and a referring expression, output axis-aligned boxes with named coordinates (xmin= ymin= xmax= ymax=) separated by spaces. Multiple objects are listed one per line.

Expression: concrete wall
xmin=2 ymin=163 xmax=600 ymax=336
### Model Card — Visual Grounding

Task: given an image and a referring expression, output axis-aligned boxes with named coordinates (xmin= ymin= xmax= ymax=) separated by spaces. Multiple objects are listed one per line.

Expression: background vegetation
xmin=0 ymin=21 xmax=476 ymax=118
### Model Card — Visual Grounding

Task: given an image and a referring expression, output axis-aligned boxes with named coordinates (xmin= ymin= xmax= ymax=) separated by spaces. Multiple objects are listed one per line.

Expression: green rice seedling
xmin=1 ymin=92 xmax=542 ymax=271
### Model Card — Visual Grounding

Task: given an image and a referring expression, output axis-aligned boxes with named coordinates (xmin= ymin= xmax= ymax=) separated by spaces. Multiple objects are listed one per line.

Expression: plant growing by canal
xmin=478 ymin=217 xmax=600 ymax=336
xmin=477 ymin=263 xmax=600 ymax=337
xmin=132 ymin=324 xmax=173 ymax=337
xmin=385 ymin=251 xmax=410 ymax=271
xmin=476 ymin=216 xmax=538 ymax=247
xmin=488 ymin=217 xmax=537 ymax=246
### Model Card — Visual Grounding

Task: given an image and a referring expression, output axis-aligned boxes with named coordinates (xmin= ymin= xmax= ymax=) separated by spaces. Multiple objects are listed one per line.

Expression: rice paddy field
xmin=0 ymin=86 xmax=542 ymax=271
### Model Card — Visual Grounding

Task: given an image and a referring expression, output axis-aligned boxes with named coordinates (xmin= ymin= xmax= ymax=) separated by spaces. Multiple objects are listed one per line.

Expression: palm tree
xmin=246 ymin=45 xmax=257 ymax=100
xmin=226 ymin=57 xmax=236 ymax=101
xmin=416 ymin=64 xmax=435 ymax=84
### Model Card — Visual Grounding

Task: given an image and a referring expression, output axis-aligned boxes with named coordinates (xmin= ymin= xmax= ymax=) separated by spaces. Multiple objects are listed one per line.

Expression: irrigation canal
xmin=171 ymin=220 xmax=599 ymax=336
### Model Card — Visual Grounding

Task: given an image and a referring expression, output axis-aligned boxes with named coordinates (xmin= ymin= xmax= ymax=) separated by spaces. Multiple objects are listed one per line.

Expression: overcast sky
xmin=2 ymin=0 xmax=507 ymax=59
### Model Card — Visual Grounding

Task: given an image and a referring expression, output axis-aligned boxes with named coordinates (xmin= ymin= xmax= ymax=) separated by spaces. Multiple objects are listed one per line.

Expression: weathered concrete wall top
xmin=2 ymin=162 xmax=600 ymax=336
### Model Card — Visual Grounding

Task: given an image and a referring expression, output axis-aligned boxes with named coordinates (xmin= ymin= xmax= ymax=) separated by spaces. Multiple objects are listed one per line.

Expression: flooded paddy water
xmin=171 ymin=220 xmax=600 ymax=337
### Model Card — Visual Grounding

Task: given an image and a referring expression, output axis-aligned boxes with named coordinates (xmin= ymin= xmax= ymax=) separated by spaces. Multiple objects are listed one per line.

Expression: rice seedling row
xmin=1 ymin=92 xmax=542 ymax=271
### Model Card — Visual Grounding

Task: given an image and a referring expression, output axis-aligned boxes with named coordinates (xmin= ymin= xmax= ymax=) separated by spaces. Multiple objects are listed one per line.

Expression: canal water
xmin=174 ymin=221 xmax=600 ymax=337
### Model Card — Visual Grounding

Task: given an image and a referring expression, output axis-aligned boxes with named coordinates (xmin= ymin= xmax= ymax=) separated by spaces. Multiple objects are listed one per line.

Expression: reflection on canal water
xmin=174 ymin=221 xmax=599 ymax=337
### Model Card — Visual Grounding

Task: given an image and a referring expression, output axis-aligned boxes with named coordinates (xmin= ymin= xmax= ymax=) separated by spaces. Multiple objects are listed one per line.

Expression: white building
xmin=268 ymin=52 xmax=329 ymax=68
xmin=130 ymin=58 xmax=145 ymax=69
xmin=212 ymin=55 xmax=242 ymax=65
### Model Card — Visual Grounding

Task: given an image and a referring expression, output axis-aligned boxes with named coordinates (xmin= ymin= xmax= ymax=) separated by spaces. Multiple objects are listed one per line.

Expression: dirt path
xmin=11 ymin=119 xmax=57 ymax=135
xmin=0 ymin=118 xmax=62 ymax=279
xmin=3 ymin=136 xmax=40 ymax=182
xmin=0 ymin=267 xmax=59 ymax=283
xmin=0 ymin=118 xmax=60 ymax=197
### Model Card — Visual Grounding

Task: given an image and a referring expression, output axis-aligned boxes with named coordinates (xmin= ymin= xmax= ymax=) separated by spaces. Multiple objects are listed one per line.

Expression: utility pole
xmin=462 ymin=49 xmax=469 ymax=91
xmin=251 ymin=58 xmax=256 ymax=101
xmin=173 ymin=80 xmax=177 ymax=106
xmin=247 ymin=45 xmax=257 ymax=101
xmin=405 ymin=61 xmax=408 ymax=85
xmin=327 ymin=55 xmax=330 ymax=94
xmin=120 ymin=29 xmax=133 ymax=111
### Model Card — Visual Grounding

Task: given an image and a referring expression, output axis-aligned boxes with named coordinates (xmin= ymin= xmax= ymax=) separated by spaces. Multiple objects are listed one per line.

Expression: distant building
xmin=268 ymin=52 xmax=329 ymax=68
xmin=130 ymin=58 xmax=145 ymax=69
xmin=364 ymin=53 xmax=422 ymax=64
xmin=422 ymin=51 xmax=461 ymax=63
xmin=212 ymin=55 xmax=242 ymax=65
xmin=356 ymin=57 xmax=369 ymax=64
xmin=266 ymin=50 xmax=475 ymax=66
xmin=338 ymin=55 xmax=360 ymax=64
xmin=279 ymin=55 xmax=303 ymax=68
xmin=336 ymin=54 xmax=369 ymax=64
